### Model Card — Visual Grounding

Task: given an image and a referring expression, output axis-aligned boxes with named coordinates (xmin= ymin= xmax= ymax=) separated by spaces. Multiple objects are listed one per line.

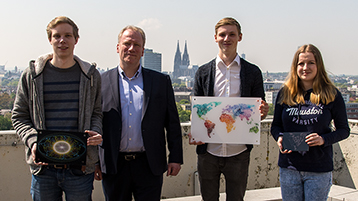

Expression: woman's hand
xmin=305 ymin=133 xmax=324 ymax=147
xmin=277 ymin=136 xmax=292 ymax=154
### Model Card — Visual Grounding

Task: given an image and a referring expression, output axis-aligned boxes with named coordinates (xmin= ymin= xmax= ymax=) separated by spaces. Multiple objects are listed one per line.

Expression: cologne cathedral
xmin=173 ymin=40 xmax=195 ymax=79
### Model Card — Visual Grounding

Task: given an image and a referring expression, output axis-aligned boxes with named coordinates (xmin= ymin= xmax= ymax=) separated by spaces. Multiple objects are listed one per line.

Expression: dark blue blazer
xmin=193 ymin=58 xmax=265 ymax=154
xmin=99 ymin=67 xmax=183 ymax=176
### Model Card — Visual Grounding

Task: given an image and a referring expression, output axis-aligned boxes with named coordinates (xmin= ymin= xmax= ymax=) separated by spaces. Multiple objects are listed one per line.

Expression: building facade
xmin=140 ymin=48 xmax=162 ymax=72
xmin=265 ymin=91 xmax=279 ymax=104
xmin=346 ymin=103 xmax=358 ymax=119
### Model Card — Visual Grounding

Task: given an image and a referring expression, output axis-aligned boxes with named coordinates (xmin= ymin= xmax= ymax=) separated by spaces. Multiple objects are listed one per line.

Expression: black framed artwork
xmin=282 ymin=132 xmax=309 ymax=152
xmin=36 ymin=130 xmax=88 ymax=165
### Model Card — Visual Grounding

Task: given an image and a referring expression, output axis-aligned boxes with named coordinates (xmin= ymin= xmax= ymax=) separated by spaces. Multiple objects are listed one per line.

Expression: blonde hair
xmin=118 ymin=25 xmax=146 ymax=47
xmin=279 ymin=44 xmax=336 ymax=106
xmin=215 ymin=17 xmax=241 ymax=35
xmin=46 ymin=16 xmax=79 ymax=40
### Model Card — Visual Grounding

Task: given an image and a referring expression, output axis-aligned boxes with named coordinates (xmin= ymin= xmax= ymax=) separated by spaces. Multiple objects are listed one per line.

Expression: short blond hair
xmin=118 ymin=25 xmax=146 ymax=47
xmin=215 ymin=17 xmax=241 ymax=35
xmin=46 ymin=16 xmax=79 ymax=40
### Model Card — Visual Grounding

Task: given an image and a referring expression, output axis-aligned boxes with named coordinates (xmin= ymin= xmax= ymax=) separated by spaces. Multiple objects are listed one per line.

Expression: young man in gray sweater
xmin=11 ymin=16 xmax=102 ymax=200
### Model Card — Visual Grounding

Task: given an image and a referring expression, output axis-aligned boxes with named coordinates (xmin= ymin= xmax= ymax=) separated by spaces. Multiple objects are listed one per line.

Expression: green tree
xmin=268 ymin=103 xmax=275 ymax=115
xmin=176 ymin=102 xmax=183 ymax=112
xmin=1 ymin=79 xmax=8 ymax=86
xmin=179 ymin=110 xmax=191 ymax=122
xmin=334 ymin=82 xmax=347 ymax=89
xmin=0 ymin=114 xmax=13 ymax=130
xmin=1 ymin=78 xmax=19 ymax=87
xmin=8 ymin=80 xmax=18 ymax=87
xmin=176 ymin=102 xmax=191 ymax=122
xmin=179 ymin=99 xmax=190 ymax=104
xmin=179 ymin=83 xmax=186 ymax=88
xmin=0 ymin=93 xmax=12 ymax=109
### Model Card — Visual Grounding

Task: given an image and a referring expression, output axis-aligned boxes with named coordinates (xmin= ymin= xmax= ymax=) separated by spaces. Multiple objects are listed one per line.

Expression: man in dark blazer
xmin=189 ymin=17 xmax=269 ymax=201
xmin=98 ymin=25 xmax=183 ymax=201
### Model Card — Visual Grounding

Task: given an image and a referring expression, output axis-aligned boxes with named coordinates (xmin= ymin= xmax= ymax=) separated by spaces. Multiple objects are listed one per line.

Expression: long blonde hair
xmin=279 ymin=44 xmax=336 ymax=106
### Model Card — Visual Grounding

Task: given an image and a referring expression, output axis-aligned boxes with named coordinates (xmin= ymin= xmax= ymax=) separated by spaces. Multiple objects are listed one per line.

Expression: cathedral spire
xmin=182 ymin=40 xmax=190 ymax=66
xmin=173 ymin=40 xmax=182 ymax=78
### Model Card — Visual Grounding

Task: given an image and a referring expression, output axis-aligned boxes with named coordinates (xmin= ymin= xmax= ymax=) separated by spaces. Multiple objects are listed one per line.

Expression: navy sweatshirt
xmin=271 ymin=88 xmax=350 ymax=172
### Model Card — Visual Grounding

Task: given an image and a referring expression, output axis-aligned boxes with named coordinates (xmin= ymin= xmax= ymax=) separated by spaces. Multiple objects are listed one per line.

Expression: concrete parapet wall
xmin=161 ymin=120 xmax=358 ymax=198
xmin=333 ymin=120 xmax=358 ymax=189
xmin=161 ymin=120 xmax=281 ymax=199
xmin=1 ymin=120 xmax=357 ymax=200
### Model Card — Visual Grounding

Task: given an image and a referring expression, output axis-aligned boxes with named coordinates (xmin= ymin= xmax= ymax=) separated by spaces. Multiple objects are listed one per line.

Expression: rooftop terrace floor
xmin=162 ymin=185 xmax=358 ymax=201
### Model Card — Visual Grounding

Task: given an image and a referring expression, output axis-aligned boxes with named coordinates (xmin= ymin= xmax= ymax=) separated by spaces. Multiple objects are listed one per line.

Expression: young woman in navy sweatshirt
xmin=271 ymin=44 xmax=350 ymax=201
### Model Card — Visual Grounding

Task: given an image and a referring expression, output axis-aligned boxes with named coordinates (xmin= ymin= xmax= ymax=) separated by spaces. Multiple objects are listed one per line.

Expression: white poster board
xmin=191 ymin=96 xmax=261 ymax=144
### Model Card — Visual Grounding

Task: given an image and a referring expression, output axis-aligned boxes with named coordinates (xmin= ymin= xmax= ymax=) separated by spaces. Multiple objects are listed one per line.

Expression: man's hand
xmin=188 ymin=133 xmax=205 ymax=145
xmin=259 ymin=100 xmax=269 ymax=120
xmin=86 ymin=130 xmax=102 ymax=146
xmin=167 ymin=163 xmax=181 ymax=176
xmin=31 ymin=143 xmax=48 ymax=166
xmin=94 ymin=164 xmax=103 ymax=180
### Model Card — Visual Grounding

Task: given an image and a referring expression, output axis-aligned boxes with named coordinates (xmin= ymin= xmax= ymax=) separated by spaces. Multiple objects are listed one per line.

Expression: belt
xmin=47 ymin=164 xmax=85 ymax=171
xmin=119 ymin=152 xmax=145 ymax=161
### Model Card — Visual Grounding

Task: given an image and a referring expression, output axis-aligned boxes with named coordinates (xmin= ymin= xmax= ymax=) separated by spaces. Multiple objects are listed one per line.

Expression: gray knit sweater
xmin=11 ymin=53 xmax=102 ymax=175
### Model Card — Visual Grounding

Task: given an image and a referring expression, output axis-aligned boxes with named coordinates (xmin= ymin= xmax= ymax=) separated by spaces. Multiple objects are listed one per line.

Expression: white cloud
xmin=137 ymin=18 xmax=162 ymax=30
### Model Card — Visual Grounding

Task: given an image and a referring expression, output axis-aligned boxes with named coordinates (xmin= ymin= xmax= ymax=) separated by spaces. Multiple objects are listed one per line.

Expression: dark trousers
xmin=198 ymin=150 xmax=250 ymax=201
xmin=102 ymin=153 xmax=163 ymax=201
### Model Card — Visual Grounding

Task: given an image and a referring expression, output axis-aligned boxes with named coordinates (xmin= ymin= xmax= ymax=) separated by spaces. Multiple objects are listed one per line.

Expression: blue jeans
xmin=198 ymin=151 xmax=250 ymax=201
xmin=279 ymin=167 xmax=332 ymax=201
xmin=31 ymin=167 xmax=94 ymax=201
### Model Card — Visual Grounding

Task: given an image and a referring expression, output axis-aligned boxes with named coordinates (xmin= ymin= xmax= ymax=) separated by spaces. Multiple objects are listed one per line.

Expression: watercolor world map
xmin=193 ymin=101 xmax=259 ymax=138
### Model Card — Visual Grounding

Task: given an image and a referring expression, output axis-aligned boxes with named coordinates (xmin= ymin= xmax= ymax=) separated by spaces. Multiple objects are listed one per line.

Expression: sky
xmin=1 ymin=0 xmax=358 ymax=75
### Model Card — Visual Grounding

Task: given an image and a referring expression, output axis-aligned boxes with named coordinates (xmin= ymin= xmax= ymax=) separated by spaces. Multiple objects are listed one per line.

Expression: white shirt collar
xmin=216 ymin=54 xmax=241 ymax=68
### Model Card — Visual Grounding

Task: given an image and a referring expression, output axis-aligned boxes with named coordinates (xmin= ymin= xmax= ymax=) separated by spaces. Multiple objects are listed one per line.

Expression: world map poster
xmin=191 ymin=96 xmax=261 ymax=144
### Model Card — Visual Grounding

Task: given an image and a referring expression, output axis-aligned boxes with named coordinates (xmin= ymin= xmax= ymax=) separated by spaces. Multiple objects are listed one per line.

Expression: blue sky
xmin=1 ymin=0 xmax=357 ymax=75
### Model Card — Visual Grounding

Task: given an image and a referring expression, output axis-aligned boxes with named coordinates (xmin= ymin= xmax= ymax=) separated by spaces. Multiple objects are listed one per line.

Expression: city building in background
xmin=346 ymin=103 xmax=358 ymax=119
xmin=3 ymin=43 xmax=358 ymax=120
xmin=263 ymin=80 xmax=284 ymax=91
xmin=174 ymin=91 xmax=192 ymax=103
xmin=342 ymin=93 xmax=350 ymax=104
xmin=140 ymin=48 xmax=162 ymax=72
xmin=265 ymin=91 xmax=279 ymax=104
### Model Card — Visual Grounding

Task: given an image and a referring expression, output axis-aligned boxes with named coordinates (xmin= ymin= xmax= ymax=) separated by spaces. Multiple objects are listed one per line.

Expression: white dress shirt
xmin=207 ymin=54 xmax=247 ymax=157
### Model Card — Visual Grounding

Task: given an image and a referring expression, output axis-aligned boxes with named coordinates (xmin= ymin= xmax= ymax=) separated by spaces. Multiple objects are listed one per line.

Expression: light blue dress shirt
xmin=118 ymin=66 xmax=145 ymax=152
